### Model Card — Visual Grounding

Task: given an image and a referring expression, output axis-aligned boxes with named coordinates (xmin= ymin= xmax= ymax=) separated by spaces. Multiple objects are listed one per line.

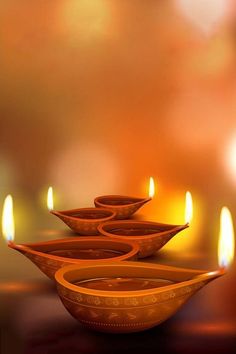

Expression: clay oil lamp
xmin=8 ymin=237 xmax=139 ymax=280
xmin=51 ymin=208 xmax=116 ymax=235
xmin=94 ymin=177 xmax=155 ymax=220
xmin=47 ymin=187 xmax=116 ymax=235
xmin=2 ymin=195 xmax=139 ymax=280
xmin=98 ymin=220 xmax=188 ymax=258
xmin=98 ymin=191 xmax=192 ymax=258
xmin=55 ymin=206 xmax=234 ymax=333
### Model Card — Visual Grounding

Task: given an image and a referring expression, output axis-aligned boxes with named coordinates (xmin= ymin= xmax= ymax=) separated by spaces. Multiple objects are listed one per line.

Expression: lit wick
xmin=2 ymin=194 xmax=15 ymax=247
xmin=185 ymin=190 xmax=193 ymax=226
xmin=47 ymin=186 xmax=54 ymax=211
xmin=195 ymin=206 xmax=234 ymax=281
xmin=218 ymin=206 xmax=234 ymax=271
xmin=149 ymin=176 xmax=155 ymax=199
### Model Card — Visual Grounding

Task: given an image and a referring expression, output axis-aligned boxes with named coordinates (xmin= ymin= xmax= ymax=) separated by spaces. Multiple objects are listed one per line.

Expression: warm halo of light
xmin=185 ymin=191 xmax=193 ymax=224
xmin=47 ymin=187 xmax=54 ymax=211
xmin=218 ymin=207 xmax=234 ymax=269
xmin=2 ymin=195 xmax=15 ymax=242
xmin=149 ymin=177 xmax=155 ymax=198
xmin=224 ymin=135 xmax=236 ymax=183
xmin=175 ymin=0 xmax=229 ymax=35
xmin=59 ymin=0 xmax=110 ymax=42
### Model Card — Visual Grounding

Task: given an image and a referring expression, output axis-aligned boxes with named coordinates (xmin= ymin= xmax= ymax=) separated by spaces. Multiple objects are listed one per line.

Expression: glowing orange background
xmin=1 ymin=0 xmax=236 ymax=257
xmin=0 ymin=5 xmax=236 ymax=353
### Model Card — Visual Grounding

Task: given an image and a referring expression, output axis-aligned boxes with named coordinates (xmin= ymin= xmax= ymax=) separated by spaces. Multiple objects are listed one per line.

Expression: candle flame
xmin=149 ymin=177 xmax=155 ymax=198
xmin=218 ymin=207 xmax=234 ymax=269
xmin=2 ymin=195 xmax=15 ymax=242
xmin=185 ymin=191 xmax=193 ymax=224
xmin=47 ymin=187 xmax=54 ymax=211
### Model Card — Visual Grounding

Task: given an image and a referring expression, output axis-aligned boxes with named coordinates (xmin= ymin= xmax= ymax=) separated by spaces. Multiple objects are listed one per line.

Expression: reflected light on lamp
xmin=2 ymin=195 xmax=15 ymax=242
xmin=185 ymin=191 xmax=193 ymax=224
xmin=218 ymin=206 xmax=234 ymax=269
xmin=47 ymin=187 xmax=54 ymax=211
xmin=149 ymin=177 xmax=155 ymax=199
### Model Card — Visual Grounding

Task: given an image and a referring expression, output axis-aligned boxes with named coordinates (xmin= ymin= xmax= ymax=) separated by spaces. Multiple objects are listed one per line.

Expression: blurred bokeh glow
xmin=1 ymin=0 xmax=236 ymax=253
xmin=175 ymin=0 xmax=230 ymax=35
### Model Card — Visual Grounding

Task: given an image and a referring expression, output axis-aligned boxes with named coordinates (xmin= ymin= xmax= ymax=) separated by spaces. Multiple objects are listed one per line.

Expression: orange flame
xmin=47 ymin=186 xmax=54 ymax=211
xmin=2 ymin=195 xmax=15 ymax=242
xmin=218 ymin=207 xmax=234 ymax=269
xmin=185 ymin=191 xmax=193 ymax=224
xmin=149 ymin=177 xmax=155 ymax=198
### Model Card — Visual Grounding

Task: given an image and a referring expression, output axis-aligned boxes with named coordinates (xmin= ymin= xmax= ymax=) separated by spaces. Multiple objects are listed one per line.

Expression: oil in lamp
xmin=97 ymin=191 xmax=192 ymax=258
xmin=94 ymin=177 xmax=155 ymax=219
xmin=2 ymin=195 xmax=139 ymax=279
xmin=48 ymin=187 xmax=116 ymax=235
xmin=55 ymin=206 xmax=234 ymax=333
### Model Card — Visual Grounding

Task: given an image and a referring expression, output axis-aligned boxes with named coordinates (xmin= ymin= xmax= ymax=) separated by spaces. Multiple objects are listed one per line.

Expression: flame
xmin=149 ymin=177 xmax=155 ymax=198
xmin=47 ymin=186 xmax=54 ymax=211
xmin=185 ymin=191 xmax=193 ymax=224
xmin=218 ymin=207 xmax=234 ymax=269
xmin=2 ymin=195 xmax=15 ymax=242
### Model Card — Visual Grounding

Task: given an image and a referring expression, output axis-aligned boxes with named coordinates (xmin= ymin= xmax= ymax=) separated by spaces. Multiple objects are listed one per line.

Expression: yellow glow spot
xmin=218 ymin=207 xmax=234 ymax=269
xmin=61 ymin=0 xmax=110 ymax=42
xmin=149 ymin=177 xmax=155 ymax=198
xmin=2 ymin=195 xmax=15 ymax=242
xmin=154 ymin=192 xmax=202 ymax=253
xmin=185 ymin=191 xmax=193 ymax=224
xmin=47 ymin=187 xmax=54 ymax=211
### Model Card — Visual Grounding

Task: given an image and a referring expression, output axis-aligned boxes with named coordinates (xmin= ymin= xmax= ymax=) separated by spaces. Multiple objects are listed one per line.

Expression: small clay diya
xmin=94 ymin=195 xmax=151 ymax=219
xmin=51 ymin=207 xmax=116 ymax=235
xmin=98 ymin=220 xmax=188 ymax=258
xmin=55 ymin=261 xmax=224 ymax=333
xmin=8 ymin=237 xmax=139 ymax=280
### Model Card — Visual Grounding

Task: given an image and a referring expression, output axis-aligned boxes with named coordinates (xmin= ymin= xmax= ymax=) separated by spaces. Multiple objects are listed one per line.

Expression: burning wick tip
xmin=7 ymin=240 xmax=15 ymax=248
xmin=219 ymin=266 xmax=227 ymax=274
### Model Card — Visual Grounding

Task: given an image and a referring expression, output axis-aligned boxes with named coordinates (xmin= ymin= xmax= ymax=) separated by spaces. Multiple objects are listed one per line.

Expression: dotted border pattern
xmin=57 ymin=281 xmax=205 ymax=308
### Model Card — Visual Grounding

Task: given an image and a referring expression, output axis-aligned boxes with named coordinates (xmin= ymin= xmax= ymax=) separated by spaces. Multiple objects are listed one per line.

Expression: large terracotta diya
xmin=94 ymin=195 xmax=151 ymax=219
xmin=98 ymin=220 xmax=188 ymax=258
xmin=50 ymin=207 xmax=116 ymax=235
xmin=55 ymin=261 xmax=224 ymax=333
xmin=8 ymin=237 xmax=139 ymax=280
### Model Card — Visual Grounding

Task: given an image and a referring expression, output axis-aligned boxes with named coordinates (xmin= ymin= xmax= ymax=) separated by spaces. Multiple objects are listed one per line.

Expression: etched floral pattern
xmin=58 ymin=280 xmax=205 ymax=309
xmin=57 ymin=278 xmax=207 ymax=333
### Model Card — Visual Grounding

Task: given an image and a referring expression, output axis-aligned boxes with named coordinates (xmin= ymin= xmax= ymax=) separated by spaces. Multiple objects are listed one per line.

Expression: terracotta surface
xmin=55 ymin=261 xmax=223 ymax=333
xmin=94 ymin=195 xmax=151 ymax=219
xmin=51 ymin=207 xmax=116 ymax=235
xmin=8 ymin=237 xmax=139 ymax=280
xmin=1 ymin=246 xmax=235 ymax=354
xmin=98 ymin=220 xmax=188 ymax=258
